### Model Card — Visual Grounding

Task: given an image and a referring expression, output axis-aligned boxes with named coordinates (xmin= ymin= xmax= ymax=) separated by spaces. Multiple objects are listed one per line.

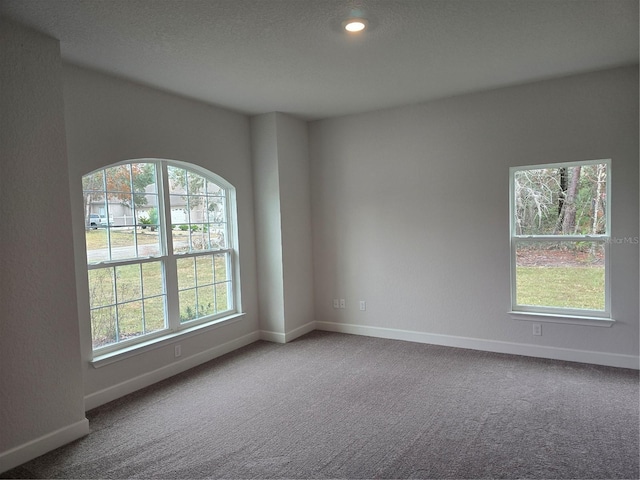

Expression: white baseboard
xmin=316 ymin=321 xmax=639 ymax=370
xmin=260 ymin=321 xmax=317 ymax=344
xmin=259 ymin=329 xmax=286 ymax=343
xmin=84 ymin=331 xmax=261 ymax=410
xmin=285 ymin=321 xmax=317 ymax=342
xmin=0 ymin=418 xmax=89 ymax=474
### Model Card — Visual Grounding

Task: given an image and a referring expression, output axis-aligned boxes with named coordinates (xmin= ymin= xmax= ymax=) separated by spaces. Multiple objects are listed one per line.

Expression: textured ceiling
xmin=1 ymin=0 xmax=638 ymax=120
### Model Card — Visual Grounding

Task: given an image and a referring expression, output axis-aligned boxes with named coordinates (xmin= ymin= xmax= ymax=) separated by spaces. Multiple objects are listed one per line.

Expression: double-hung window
xmin=509 ymin=159 xmax=610 ymax=319
xmin=83 ymin=160 xmax=238 ymax=354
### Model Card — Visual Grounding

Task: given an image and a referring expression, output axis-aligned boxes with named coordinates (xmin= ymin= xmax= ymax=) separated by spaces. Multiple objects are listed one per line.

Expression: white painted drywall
xmin=309 ymin=66 xmax=639 ymax=360
xmin=276 ymin=114 xmax=315 ymax=335
xmin=251 ymin=113 xmax=286 ymax=335
xmin=0 ymin=19 xmax=88 ymax=470
xmin=61 ymin=64 xmax=260 ymax=399
xmin=251 ymin=113 xmax=314 ymax=339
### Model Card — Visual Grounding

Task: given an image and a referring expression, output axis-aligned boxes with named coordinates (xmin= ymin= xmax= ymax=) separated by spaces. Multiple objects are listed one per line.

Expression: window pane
xmin=169 ymin=195 xmax=186 ymax=214
xmin=173 ymin=227 xmax=190 ymax=254
xmin=177 ymin=257 xmax=196 ymax=289
xmin=188 ymin=196 xmax=207 ymax=222
xmin=118 ymin=301 xmax=144 ymax=341
xmin=88 ymin=268 xmax=115 ymax=307
xmin=169 ymin=204 xmax=187 ymax=224
xmin=143 ymin=297 xmax=166 ymax=333
xmin=207 ymin=196 xmax=226 ymax=223
xmin=141 ymin=261 xmax=163 ymax=296
xmin=210 ymin=227 xmax=226 ymax=249
xmin=187 ymin=171 xmax=206 ymax=195
xmin=86 ymin=228 xmax=110 ymax=263
xmin=116 ymin=193 xmax=134 ymax=218
xmin=197 ymin=285 xmax=215 ymax=317
xmin=131 ymin=163 xmax=156 ymax=195
xmin=115 ymin=264 xmax=141 ymax=302
xmin=83 ymin=170 xmax=104 ymax=192
xmin=91 ymin=306 xmax=116 ymax=349
xmin=515 ymin=241 xmax=605 ymax=310
xmin=136 ymin=226 xmax=162 ymax=257
xmin=214 ymin=253 xmax=228 ymax=281
xmin=105 ymin=164 xmax=131 ymax=194
xmin=109 ymin=228 xmax=136 ymax=261
xmin=168 ymin=166 xmax=186 ymax=193
xmin=179 ymin=289 xmax=197 ymax=322
xmin=135 ymin=196 xmax=159 ymax=229
xmin=190 ymin=225 xmax=211 ymax=251
xmin=103 ymin=205 xmax=115 ymax=227
xmin=196 ymin=255 xmax=214 ymax=285
xmin=207 ymin=182 xmax=223 ymax=195
xmin=513 ymin=163 xmax=607 ymax=236
xmin=84 ymin=195 xmax=107 ymax=228
xmin=216 ymin=282 xmax=230 ymax=312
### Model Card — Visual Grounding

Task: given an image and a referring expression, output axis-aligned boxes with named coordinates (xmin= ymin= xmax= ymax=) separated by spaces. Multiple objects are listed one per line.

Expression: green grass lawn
xmin=516 ymin=266 xmax=605 ymax=310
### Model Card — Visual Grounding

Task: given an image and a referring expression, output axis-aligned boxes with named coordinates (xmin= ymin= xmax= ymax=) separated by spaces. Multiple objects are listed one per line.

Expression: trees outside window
xmin=83 ymin=160 xmax=238 ymax=353
xmin=510 ymin=160 xmax=610 ymax=317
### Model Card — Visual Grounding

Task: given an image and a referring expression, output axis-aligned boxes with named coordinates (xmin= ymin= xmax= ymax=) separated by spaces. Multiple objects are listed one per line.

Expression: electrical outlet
xmin=359 ymin=301 xmax=366 ymax=311
xmin=333 ymin=299 xmax=339 ymax=309
xmin=532 ymin=324 xmax=542 ymax=336
xmin=339 ymin=299 xmax=346 ymax=309
xmin=175 ymin=344 xmax=182 ymax=357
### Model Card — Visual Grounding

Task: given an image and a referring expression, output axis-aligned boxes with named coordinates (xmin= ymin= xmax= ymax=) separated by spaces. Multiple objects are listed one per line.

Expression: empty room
xmin=1 ymin=1 xmax=638 ymax=478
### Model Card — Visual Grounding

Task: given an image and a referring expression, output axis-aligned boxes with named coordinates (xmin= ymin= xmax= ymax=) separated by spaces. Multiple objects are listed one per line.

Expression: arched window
xmin=82 ymin=160 xmax=238 ymax=354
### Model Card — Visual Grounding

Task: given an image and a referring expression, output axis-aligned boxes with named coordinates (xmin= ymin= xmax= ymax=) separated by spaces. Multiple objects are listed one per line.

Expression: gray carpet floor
xmin=3 ymin=331 xmax=639 ymax=479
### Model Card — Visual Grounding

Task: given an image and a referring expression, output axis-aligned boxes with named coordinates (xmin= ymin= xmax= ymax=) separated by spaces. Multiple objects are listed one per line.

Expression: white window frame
xmin=83 ymin=159 xmax=241 ymax=359
xmin=509 ymin=159 xmax=612 ymax=322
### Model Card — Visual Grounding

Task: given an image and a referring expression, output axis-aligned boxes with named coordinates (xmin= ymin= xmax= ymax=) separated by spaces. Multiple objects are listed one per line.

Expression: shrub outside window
xmin=83 ymin=160 xmax=237 ymax=353
xmin=509 ymin=159 xmax=610 ymax=318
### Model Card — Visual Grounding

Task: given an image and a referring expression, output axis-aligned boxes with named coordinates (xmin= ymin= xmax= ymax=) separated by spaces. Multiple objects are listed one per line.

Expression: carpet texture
xmin=3 ymin=331 xmax=638 ymax=479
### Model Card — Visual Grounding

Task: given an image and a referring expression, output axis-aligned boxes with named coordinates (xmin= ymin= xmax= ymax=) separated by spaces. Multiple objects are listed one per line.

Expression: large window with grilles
xmin=83 ymin=160 xmax=238 ymax=354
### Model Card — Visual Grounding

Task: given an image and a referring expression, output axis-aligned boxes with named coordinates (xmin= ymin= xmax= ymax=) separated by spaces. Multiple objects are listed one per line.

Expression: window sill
xmin=509 ymin=311 xmax=614 ymax=327
xmin=91 ymin=313 xmax=246 ymax=368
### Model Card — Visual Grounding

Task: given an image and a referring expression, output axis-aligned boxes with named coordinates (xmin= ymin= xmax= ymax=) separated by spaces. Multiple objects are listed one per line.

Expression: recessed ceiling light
xmin=343 ymin=18 xmax=368 ymax=33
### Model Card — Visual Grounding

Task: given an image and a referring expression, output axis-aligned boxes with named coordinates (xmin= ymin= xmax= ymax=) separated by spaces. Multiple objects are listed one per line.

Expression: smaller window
xmin=509 ymin=159 xmax=610 ymax=318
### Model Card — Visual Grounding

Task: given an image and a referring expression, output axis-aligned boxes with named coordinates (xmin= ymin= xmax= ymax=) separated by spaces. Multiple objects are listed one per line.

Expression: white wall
xmin=251 ymin=113 xmax=286 ymax=336
xmin=0 ymin=20 xmax=88 ymax=472
xmin=309 ymin=66 xmax=639 ymax=367
xmin=62 ymin=65 xmax=261 ymax=405
xmin=251 ymin=113 xmax=315 ymax=341
xmin=276 ymin=114 xmax=315 ymax=337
